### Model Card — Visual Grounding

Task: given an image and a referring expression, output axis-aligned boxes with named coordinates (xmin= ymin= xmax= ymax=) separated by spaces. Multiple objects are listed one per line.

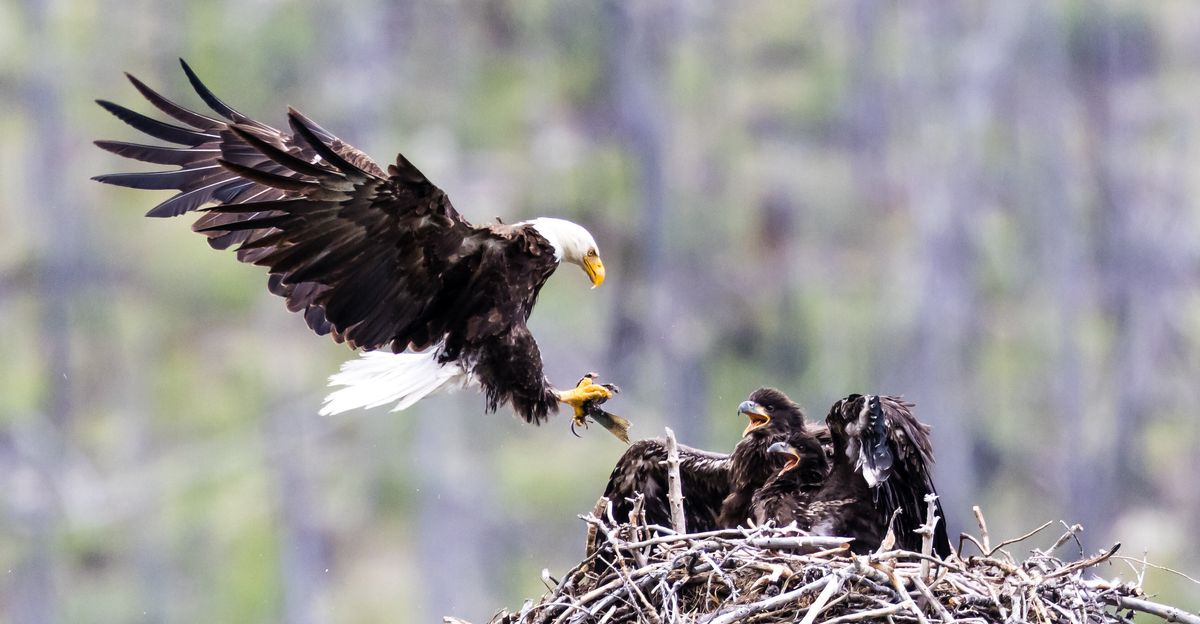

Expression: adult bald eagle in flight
xmin=600 ymin=388 xmax=825 ymax=533
xmin=795 ymin=394 xmax=951 ymax=556
xmin=93 ymin=60 xmax=622 ymax=437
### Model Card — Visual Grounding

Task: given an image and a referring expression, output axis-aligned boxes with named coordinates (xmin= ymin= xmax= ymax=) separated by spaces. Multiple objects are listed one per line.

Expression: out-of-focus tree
xmin=2 ymin=1 xmax=1200 ymax=622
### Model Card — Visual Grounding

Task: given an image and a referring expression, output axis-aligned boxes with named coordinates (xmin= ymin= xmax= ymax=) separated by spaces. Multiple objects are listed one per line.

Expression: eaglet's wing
xmin=602 ymin=439 xmax=732 ymax=533
xmin=874 ymin=397 xmax=951 ymax=557
xmin=94 ymin=61 xmax=563 ymax=422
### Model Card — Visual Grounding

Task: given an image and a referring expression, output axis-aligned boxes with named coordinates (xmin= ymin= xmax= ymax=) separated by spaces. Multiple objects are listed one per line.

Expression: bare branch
xmin=663 ymin=427 xmax=686 ymax=535
xmin=1105 ymin=595 xmax=1200 ymax=624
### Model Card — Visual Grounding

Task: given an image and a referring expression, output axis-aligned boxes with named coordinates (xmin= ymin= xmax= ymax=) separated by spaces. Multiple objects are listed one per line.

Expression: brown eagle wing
xmin=602 ymin=439 xmax=731 ymax=533
xmin=94 ymin=60 xmax=563 ymax=422
xmin=875 ymin=397 xmax=952 ymax=556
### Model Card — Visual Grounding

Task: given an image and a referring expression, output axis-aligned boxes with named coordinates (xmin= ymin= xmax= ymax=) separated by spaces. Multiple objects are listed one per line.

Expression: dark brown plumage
xmin=717 ymin=388 xmax=817 ymax=528
xmin=750 ymin=435 xmax=829 ymax=527
xmin=602 ymin=438 xmax=731 ymax=532
xmin=600 ymin=387 xmax=821 ymax=533
xmin=804 ymin=394 xmax=952 ymax=557
xmin=94 ymin=60 xmax=612 ymax=427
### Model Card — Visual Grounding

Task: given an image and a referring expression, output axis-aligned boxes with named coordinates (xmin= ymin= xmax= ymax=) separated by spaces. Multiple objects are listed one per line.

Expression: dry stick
xmin=972 ymin=505 xmax=991 ymax=553
xmin=743 ymin=536 xmax=852 ymax=550
xmin=910 ymin=575 xmax=954 ymax=624
xmin=888 ymin=572 xmax=931 ymax=624
xmin=583 ymin=499 xmax=609 ymax=562
xmin=917 ymin=494 xmax=940 ymax=581
xmin=960 ymin=532 xmax=989 ymax=557
xmin=622 ymin=527 xmax=755 ymax=549
xmin=985 ymin=520 xmax=1054 ymax=560
xmin=1049 ymin=522 xmax=1085 ymax=555
xmin=596 ymin=605 xmax=617 ymax=624
xmin=663 ymin=427 xmax=687 ymax=535
xmin=798 ymin=572 xmax=845 ymax=624
xmin=870 ymin=549 xmax=969 ymax=575
xmin=701 ymin=574 xmax=835 ymax=624
xmin=1110 ymin=556 xmax=1200 ymax=586
xmin=628 ymin=496 xmax=649 ymax=569
xmin=1045 ymin=543 xmax=1120 ymax=579
xmin=1106 ymin=595 xmax=1200 ymax=624
xmin=822 ymin=603 xmax=907 ymax=624
xmin=1027 ymin=586 xmax=1051 ymax=624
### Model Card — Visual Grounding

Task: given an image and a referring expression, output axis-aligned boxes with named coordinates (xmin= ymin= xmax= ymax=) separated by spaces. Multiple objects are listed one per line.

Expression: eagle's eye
xmin=586 ymin=248 xmax=598 ymax=257
xmin=765 ymin=405 xmax=774 ymax=412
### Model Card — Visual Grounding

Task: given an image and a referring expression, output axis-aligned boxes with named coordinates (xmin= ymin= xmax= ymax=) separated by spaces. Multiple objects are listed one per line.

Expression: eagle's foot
xmin=559 ymin=373 xmax=629 ymax=444
xmin=557 ymin=374 xmax=614 ymax=411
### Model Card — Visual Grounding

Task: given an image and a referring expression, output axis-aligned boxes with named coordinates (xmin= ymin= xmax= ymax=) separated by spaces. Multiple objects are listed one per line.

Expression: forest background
xmin=3 ymin=1 xmax=1200 ymax=622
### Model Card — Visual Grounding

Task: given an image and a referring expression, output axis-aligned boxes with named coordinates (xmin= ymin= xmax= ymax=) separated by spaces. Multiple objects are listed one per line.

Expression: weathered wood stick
xmin=701 ymin=574 xmax=834 ymax=624
xmin=918 ymin=493 xmax=940 ymax=581
xmin=663 ymin=427 xmax=687 ymax=534
xmin=1105 ymin=595 xmax=1200 ymax=624
xmin=973 ymin=505 xmax=990 ymax=553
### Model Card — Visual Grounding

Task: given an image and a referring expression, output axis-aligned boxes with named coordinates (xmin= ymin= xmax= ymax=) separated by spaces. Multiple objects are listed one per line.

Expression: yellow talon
xmin=559 ymin=372 xmax=613 ymax=426
xmin=558 ymin=383 xmax=613 ymax=409
xmin=561 ymin=373 xmax=627 ymax=442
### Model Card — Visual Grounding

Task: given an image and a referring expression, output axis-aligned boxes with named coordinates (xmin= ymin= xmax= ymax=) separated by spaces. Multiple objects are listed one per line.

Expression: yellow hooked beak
xmin=582 ymin=255 xmax=605 ymax=288
xmin=739 ymin=400 xmax=771 ymax=437
xmin=767 ymin=441 xmax=802 ymax=474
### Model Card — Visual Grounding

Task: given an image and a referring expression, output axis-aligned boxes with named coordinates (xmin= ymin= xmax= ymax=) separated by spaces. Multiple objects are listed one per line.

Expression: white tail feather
xmin=319 ymin=348 xmax=471 ymax=416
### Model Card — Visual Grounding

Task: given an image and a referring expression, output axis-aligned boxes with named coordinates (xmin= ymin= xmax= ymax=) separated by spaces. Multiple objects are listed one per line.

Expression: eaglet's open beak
xmin=582 ymin=255 xmax=605 ymax=288
xmin=767 ymin=441 xmax=802 ymax=473
xmin=738 ymin=400 xmax=771 ymax=436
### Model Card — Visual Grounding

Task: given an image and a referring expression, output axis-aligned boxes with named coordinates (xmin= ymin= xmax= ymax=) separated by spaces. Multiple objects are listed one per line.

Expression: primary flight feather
xmin=94 ymin=59 xmax=626 ymax=439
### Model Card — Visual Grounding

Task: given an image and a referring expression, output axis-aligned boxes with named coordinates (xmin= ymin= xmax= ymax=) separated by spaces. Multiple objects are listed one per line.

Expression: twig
xmin=910 ymin=575 xmax=953 ymax=624
xmin=823 ymin=604 xmax=906 ymax=624
xmin=798 ymin=572 xmax=844 ymax=624
xmin=742 ymin=536 xmax=852 ymax=550
xmin=1049 ymin=522 xmax=1084 ymax=555
xmin=702 ymin=574 xmax=834 ymax=624
xmin=888 ymin=571 xmax=930 ymax=624
xmin=583 ymin=498 xmax=609 ymax=563
xmin=972 ymin=505 xmax=990 ymax=553
xmin=959 ymin=532 xmax=988 ymax=557
xmin=1110 ymin=556 xmax=1200 ymax=586
xmin=917 ymin=493 xmax=940 ymax=581
xmin=984 ymin=520 xmax=1053 ymax=559
xmin=1045 ymin=543 xmax=1120 ymax=579
xmin=663 ymin=427 xmax=687 ymax=535
xmin=1105 ymin=595 xmax=1200 ymax=624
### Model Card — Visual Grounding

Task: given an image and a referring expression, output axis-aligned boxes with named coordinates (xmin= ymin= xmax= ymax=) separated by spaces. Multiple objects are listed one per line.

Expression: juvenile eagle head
xmin=766 ymin=438 xmax=828 ymax=487
xmin=737 ymin=387 xmax=806 ymax=438
xmin=527 ymin=217 xmax=605 ymax=287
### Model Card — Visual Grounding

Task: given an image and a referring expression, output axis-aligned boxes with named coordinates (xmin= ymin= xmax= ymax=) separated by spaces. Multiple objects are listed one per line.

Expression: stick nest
xmin=453 ymin=499 xmax=1197 ymax=624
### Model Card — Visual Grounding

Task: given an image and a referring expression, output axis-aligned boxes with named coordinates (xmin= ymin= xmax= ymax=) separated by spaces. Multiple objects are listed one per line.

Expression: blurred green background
xmin=2 ymin=0 xmax=1199 ymax=621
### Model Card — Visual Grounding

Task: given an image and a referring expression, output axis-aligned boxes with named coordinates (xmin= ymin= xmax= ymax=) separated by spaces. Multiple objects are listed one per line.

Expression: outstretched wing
xmin=602 ymin=438 xmax=731 ymax=533
xmin=875 ymin=397 xmax=951 ymax=557
xmin=94 ymin=61 xmax=562 ymax=422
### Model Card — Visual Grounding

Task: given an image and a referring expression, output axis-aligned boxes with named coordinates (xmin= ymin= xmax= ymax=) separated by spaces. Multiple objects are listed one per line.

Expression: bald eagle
xmin=800 ymin=394 xmax=951 ymax=556
xmin=93 ymin=60 xmax=621 ymax=436
xmin=600 ymin=387 xmax=824 ymax=532
xmin=750 ymin=435 xmax=830 ymax=528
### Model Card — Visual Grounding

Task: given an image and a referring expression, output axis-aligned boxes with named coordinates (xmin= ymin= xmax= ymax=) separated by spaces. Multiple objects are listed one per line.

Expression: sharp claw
xmin=570 ymin=421 xmax=582 ymax=438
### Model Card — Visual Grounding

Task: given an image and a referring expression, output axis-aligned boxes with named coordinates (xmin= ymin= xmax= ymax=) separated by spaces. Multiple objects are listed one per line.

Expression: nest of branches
xmin=457 ymin=500 xmax=1197 ymax=624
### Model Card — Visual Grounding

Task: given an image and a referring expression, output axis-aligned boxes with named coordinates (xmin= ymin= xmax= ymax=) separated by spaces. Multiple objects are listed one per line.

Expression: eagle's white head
xmin=525 ymin=217 xmax=605 ymax=288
